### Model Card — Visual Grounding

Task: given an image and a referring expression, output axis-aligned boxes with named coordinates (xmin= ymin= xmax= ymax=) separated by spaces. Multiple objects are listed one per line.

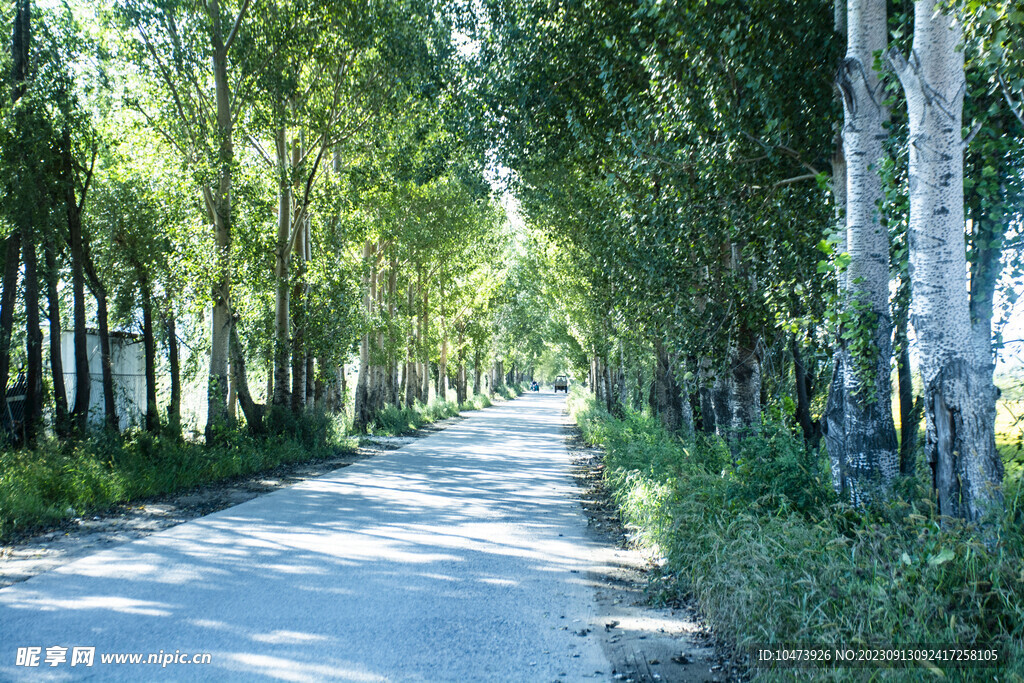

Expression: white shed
xmin=60 ymin=329 xmax=146 ymax=429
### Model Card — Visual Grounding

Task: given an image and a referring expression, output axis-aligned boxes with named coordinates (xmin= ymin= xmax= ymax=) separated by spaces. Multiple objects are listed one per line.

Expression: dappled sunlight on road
xmin=0 ymin=394 xmax=608 ymax=681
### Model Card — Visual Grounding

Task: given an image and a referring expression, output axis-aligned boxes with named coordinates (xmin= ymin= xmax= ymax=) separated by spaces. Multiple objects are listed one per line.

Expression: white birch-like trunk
xmin=889 ymin=4 xmax=1003 ymax=524
xmin=833 ymin=0 xmax=898 ymax=504
xmin=825 ymin=141 xmax=848 ymax=493
xmin=353 ymin=240 xmax=373 ymax=431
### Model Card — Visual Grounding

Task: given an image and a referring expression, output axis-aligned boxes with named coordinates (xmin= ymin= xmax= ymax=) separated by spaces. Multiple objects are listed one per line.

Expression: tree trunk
xmin=138 ymin=268 xmax=159 ymax=432
xmin=711 ymin=374 xmax=731 ymax=440
xmin=473 ymin=349 xmax=482 ymax=396
xmin=834 ymin=0 xmax=899 ymax=504
xmin=22 ymin=234 xmax=42 ymax=441
xmin=439 ymin=335 xmax=448 ymax=402
xmin=305 ymin=353 xmax=315 ymax=406
xmin=0 ymin=234 xmax=19 ymax=433
xmin=204 ymin=2 xmax=241 ymax=443
xmin=86 ymin=273 xmax=117 ymax=433
xmin=896 ymin=309 xmax=921 ymax=475
xmin=654 ymin=340 xmax=676 ymax=430
xmin=272 ymin=127 xmax=292 ymax=407
xmin=792 ymin=338 xmax=821 ymax=450
xmin=890 ymin=5 xmax=1002 ymax=524
xmin=729 ymin=343 xmax=761 ymax=437
xmin=165 ymin=301 xmax=181 ymax=433
xmin=229 ymin=317 xmax=264 ymax=432
xmin=290 ymin=281 xmax=306 ymax=413
xmin=353 ymin=240 xmax=373 ymax=432
xmin=1 ymin=1 xmax=27 ymax=434
xmin=825 ymin=141 xmax=848 ymax=490
xmin=44 ymin=243 xmax=69 ymax=436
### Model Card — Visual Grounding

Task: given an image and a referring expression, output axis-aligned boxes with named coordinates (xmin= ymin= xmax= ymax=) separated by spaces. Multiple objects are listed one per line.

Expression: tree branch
xmin=997 ymin=71 xmax=1024 ymax=129
xmin=225 ymin=0 xmax=251 ymax=53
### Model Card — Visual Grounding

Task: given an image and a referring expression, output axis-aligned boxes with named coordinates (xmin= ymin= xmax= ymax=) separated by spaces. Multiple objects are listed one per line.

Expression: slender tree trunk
xmin=165 ymin=301 xmax=181 ymax=434
xmin=64 ymin=133 xmax=91 ymax=434
xmin=712 ymin=374 xmax=731 ymax=439
xmin=204 ymin=0 xmax=243 ymax=442
xmin=0 ymin=234 xmax=19 ymax=432
xmin=44 ymin=243 xmax=69 ymax=436
xmin=890 ymin=6 xmax=1003 ymax=524
xmin=86 ymin=273 xmax=117 ymax=432
xmin=473 ymin=349 xmax=481 ymax=396
xmin=896 ymin=308 xmax=921 ymax=475
xmin=229 ymin=317 xmax=264 ymax=432
xmin=439 ymin=335 xmax=448 ymax=401
xmin=792 ymin=338 xmax=821 ymax=450
xmin=290 ymin=281 xmax=306 ymax=412
xmin=654 ymin=339 xmax=676 ymax=430
xmin=420 ymin=283 xmax=429 ymax=402
xmin=353 ymin=240 xmax=373 ymax=431
xmin=825 ymin=141 xmax=848 ymax=491
xmin=22 ymin=234 xmax=42 ymax=441
xmin=138 ymin=268 xmax=159 ymax=432
xmin=833 ymin=0 xmax=899 ymax=503
xmin=272 ymin=127 xmax=292 ymax=407
xmin=1 ymin=1 xmax=28 ymax=433
xmin=305 ymin=353 xmax=315 ymax=406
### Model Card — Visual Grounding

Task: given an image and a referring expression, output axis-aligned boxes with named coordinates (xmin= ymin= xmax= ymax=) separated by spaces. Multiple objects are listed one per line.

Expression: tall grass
xmin=368 ymin=391 xmax=498 ymax=436
xmin=0 ymin=412 xmax=353 ymax=543
xmin=570 ymin=392 xmax=1024 ymax=681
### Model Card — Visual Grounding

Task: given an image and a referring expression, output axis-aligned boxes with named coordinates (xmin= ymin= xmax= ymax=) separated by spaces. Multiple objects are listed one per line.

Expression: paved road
xmin=0 ymin=393 xmax=612 ymax=682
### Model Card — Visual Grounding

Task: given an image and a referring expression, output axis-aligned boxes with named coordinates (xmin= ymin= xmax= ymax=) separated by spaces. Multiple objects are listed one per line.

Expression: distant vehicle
xmin=553 ymin=375 xmax=569 ymax=393
xmin=531 ymin=381 xmax=540 ymax=392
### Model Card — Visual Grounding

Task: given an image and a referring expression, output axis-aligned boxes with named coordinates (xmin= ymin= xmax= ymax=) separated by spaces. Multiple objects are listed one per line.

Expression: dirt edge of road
xmin=564 ymin=421 xmax=746 ymax=683
xmin=0 ymin=414 xmax=467 ymax=589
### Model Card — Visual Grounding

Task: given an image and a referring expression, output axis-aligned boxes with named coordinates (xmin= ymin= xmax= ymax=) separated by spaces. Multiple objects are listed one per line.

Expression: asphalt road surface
xmin=0 ymin=393 xmax=613 ymax=682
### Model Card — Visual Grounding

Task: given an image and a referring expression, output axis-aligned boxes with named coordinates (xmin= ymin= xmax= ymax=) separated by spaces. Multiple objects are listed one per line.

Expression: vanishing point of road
xmin=1 ymin=393 xmax=615 ymax=681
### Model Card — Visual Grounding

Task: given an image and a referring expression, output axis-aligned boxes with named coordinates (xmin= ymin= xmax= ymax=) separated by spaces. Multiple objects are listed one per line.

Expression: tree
xmin=829 ymin=0 xmax=899 ymax=504
xmin=889 ymin=2 xmax=1003 ymax=524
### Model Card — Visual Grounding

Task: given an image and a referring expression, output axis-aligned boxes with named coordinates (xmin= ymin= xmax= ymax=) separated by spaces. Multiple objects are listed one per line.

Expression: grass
xmin=0 ymin=411 xmax=353 ymax=543
xmin=569 ymin=390 xmax=1024 ymax=681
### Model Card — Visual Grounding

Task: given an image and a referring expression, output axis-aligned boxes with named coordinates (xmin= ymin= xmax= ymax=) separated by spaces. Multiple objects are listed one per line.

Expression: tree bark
xmin=353 ymin=240 xmax=373 ymax=431
xmin=272 ymin=126 xmax=292 ymax=407
xmin=138 ymin=267 xmax=159 ymax=432
xmin=896 ymin=309 xmax=921 ymax=475
xmin=729 ymin=343 xmax=761 ymax=437
xmin=44 ymin=243 xmax=69 ymax=436
xmin=890 ymin=5 xmax=1003 ymax=524
xmin=203 ymin=0 xmax=243 ymax=443
xmin=229 ymin=316 xmax=264 ymax=432
xmin=792 ymin=338 xmax=821 ymax=450
xmin=0 ymin=234 xmax=19 ymax=433
xmin=825 ymin=140 xmax=848 ymax=489
xmin=22 ymin=233 xmax=42 ymax=441
xmin=833 ymin=0 xmax=899 ymax=504
xmin=86 ymin=272 xmax=117 ymax=432
xmin=165 ymin=301 xmax=181 ymax=433
xmin=473 ymin=349 xmax=482 ymax=397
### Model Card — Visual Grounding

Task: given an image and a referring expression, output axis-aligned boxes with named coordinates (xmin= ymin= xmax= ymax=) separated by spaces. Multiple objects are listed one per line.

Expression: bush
xmin=569 ymin=393 xmax=1024 ymax=681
